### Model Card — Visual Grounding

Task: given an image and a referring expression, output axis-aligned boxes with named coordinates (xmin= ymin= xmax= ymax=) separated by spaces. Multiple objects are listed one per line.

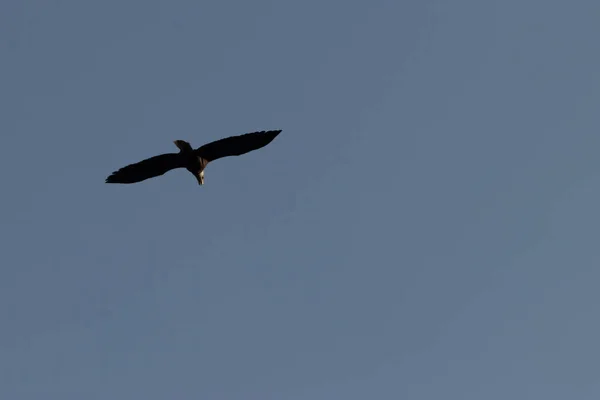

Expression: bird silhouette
xmin=105 ymin=130 xmax=282 ymax=185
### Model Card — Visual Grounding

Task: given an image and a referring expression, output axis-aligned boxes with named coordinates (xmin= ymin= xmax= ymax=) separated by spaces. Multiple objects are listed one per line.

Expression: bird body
xmin=105 ymin=130 xmax=281 ymax=185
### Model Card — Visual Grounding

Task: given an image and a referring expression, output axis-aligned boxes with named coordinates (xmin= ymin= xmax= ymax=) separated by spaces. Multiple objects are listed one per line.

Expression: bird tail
xmin=174 ymin=140 xmax=193 ymax=152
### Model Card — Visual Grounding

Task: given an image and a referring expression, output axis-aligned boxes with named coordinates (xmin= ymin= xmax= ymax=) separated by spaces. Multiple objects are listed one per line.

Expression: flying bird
xmin=105 ymin=129 xmax=282 ymax=185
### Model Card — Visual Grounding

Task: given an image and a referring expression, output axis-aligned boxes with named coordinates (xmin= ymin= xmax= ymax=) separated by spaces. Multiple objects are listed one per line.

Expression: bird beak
xmin=196 ymin=174 xmax=204 ymax=185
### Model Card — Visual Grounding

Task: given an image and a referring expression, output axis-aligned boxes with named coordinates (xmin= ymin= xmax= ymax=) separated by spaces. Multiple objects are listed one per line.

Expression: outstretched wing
xmin=105 ymin=153 xmax=184 ymax=184
xmin=195 ymin=130 xmax=282 ymax=163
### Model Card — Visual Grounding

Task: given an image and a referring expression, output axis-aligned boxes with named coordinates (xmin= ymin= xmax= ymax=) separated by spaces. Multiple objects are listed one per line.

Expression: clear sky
xmin=1 ymin=0 xmax=600 ymax=399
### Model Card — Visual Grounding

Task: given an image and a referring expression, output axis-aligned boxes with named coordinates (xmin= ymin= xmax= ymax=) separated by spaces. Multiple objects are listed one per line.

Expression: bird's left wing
xmin=195 ymin=130 xmax=282 ymax=163
xmin=105 ymin=153 xmax=184 ymax=184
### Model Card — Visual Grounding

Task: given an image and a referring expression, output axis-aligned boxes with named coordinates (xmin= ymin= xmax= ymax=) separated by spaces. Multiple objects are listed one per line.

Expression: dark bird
xmin=105 ymin=129 xmax=282 ymax=185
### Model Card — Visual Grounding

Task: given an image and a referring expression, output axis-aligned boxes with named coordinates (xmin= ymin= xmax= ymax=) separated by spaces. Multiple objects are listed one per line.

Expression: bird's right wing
xmin=105 ymin=153 xmax=184 ymax=184
xmin=195 ymin=130 xmax=282 ymax=163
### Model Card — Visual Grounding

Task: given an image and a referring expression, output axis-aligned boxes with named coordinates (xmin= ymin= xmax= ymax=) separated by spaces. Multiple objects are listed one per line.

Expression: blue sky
xmin=1 ymin=0 xmax=600 ymax=398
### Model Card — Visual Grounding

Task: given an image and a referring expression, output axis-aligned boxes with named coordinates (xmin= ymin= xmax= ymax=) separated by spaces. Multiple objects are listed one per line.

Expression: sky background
xmin=1 ymin=0 xmax=600 ymax=399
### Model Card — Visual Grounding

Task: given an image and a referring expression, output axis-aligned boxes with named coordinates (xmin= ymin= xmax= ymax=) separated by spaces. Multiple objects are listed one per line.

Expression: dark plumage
xmin=106 ymin=130 xmax=282 ymax=185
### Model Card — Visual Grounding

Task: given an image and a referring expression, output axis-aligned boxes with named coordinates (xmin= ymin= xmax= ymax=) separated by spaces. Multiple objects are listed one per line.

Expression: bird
xmin=105 ymin=129 xmax=282 ymax=185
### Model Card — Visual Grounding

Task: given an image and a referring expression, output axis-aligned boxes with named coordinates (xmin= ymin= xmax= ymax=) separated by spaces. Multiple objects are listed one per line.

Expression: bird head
xmin=196 ymin=170 xmax=204 ymax=185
